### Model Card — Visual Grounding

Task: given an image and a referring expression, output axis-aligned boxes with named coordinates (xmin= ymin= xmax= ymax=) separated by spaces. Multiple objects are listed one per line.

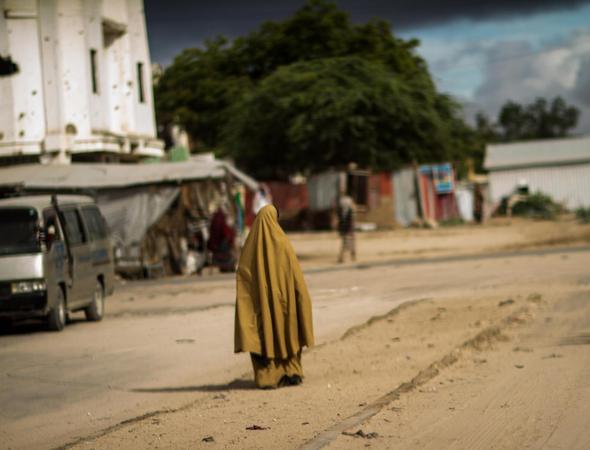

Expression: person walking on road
xmin=234 ymin=205 xmax=314 ymax=389
xmin=337 ymin=195 xmax=356 ymax=263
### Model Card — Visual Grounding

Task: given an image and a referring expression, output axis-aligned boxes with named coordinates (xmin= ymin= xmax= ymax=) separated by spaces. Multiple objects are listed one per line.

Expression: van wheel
xmin=48 ymin=286 xmax=66 ymax=331
xmin=85 ymin=281 xmax=104 ymax=322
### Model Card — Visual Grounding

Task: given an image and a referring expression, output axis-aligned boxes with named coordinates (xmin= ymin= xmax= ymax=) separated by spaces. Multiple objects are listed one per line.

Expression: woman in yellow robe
xmin=234 ymin=205 xmax=314 ymax=388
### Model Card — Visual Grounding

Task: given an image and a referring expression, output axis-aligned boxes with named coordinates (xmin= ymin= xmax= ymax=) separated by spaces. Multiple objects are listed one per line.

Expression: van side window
xmin=61 ymin=209 xmax=86 ymax=245
xmin=81 ymin=206 xmax=108 ymax=241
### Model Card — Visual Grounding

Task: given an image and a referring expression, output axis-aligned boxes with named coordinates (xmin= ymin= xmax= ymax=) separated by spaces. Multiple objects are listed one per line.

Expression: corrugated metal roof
xmin=220 ymin=161 xmax=259 ymax=191
xmin=0 ymin=160 xmax=257 ymax=191
xmin=0 ymin=195 xmax=94 ymax=210
xmin=484 ymin=136 xmax=590 ymax=170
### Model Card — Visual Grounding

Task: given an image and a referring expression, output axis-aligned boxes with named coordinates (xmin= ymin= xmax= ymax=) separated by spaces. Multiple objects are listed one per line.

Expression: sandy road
xmin=0 ymin=220 xmax=589 ymax=450
xmin=0 ymin=244 xmax=507 ymax=449
xmin=60 ymin=248 xmax=590 ymax=450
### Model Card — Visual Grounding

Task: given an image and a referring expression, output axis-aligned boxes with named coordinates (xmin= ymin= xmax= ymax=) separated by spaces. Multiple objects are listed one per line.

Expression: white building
xmin=484 ymin=136 xmax=590 ymax=209
xmin=0 ymin=0 xmax=163 ymax=165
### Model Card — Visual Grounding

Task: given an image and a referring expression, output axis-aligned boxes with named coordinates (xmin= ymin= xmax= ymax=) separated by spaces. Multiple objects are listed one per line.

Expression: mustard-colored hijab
xmin=234 ymin=205 xmax=314 ymax=359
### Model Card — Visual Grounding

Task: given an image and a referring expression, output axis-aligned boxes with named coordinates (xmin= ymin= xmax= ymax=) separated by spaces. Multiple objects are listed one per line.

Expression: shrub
xmin=575 ymin=207 xmax=590 ymax=224
xmin=439 ymin=217 xmax=465 ymax=227
xmin=511 ymin=192 xmax=562 ymax=220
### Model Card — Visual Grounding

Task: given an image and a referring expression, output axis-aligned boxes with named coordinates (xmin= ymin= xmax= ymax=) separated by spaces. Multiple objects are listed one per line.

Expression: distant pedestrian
xmin=337 ymin=196 xmax=356 ymax=263
xmin=234 ymin=205 xmax=314 ymax=389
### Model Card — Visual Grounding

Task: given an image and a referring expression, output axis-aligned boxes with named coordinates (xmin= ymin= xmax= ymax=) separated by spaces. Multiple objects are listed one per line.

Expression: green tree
xmin=155 ymin=37 xmax=252 ymax=150
xmin=498 ymin=101 xmax=526 ymax=141
xmin=156 ymin=0 xmax=473 ymax=177
xmin=496 ymin=96 xmax=579 ymax=141
xmin=223 ymin=57 xmax=466 ymax=179
xmin=475 ymin=112 xmax=498 ymax=142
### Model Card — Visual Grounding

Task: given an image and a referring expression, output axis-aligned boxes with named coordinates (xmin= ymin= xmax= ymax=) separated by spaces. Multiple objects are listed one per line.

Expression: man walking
xmin=337 ymin=196 xmax=356 ymax=263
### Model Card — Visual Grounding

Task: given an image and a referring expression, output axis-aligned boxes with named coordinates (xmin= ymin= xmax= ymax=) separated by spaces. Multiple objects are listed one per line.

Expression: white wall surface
xmin=0 ymin=2 xmax=15 ymax=148
xmin=1 ymin=0 xmax=45 ymax=153
xmin=57 ymin=0 xmax=92 ymax=137
xmin=489 ymin=163 xmax=590 ymax=209
xmin=125 ymin=0 xmax=157 ymax=137
xmin=0 ymin=0 xmax=162 ymax=161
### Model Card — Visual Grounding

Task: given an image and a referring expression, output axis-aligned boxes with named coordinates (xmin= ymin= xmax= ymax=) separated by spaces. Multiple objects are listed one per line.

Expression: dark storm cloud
xmin=144 ymin=0 xmax=590 ymax=63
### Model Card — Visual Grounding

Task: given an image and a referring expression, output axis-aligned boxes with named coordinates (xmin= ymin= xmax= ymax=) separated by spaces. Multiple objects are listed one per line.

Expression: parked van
xmin=0 ymin=195 xmax=114 ymax=331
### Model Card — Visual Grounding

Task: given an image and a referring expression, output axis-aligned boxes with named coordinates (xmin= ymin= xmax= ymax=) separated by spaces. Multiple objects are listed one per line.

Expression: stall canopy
xmin=0 ymin=159 xmax=258 ymax=191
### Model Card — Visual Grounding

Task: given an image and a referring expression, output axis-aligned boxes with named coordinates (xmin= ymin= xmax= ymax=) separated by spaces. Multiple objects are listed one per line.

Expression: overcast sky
xmin=144 ymin=0 xmax=590 ymax=132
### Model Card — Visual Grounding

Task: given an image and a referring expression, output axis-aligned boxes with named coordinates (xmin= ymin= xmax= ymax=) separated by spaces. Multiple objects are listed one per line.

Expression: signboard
xmin=432 ymin=163 xmax=454 ymax=193
xmin=419 ymin=163 xmax=455 ymax=194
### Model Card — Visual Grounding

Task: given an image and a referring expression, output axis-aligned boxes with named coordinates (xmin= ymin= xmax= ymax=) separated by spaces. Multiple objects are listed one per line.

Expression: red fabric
xmin=435 ymin=193 xmax=459 ymax=221
xmin=265 ymin=182 xmax=309 ymax=215
xmin=378 ymin=172 xmax=392 ymax=196
xmin=208 ymin=209 xmax=235 ymax=251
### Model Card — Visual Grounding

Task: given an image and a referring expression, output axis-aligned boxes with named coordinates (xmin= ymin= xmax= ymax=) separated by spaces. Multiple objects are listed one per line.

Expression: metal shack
xmin=484 ymin=136 xmax=590 ymax=209
xmin=305 ymin=169 xmax=396 ymax=230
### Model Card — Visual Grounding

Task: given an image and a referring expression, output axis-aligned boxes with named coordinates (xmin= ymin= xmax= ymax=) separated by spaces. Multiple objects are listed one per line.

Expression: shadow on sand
xmin=131 ymin=378 xmax=256 ymax=393
xmin=0 ymin=316 xmax=88 ymax=336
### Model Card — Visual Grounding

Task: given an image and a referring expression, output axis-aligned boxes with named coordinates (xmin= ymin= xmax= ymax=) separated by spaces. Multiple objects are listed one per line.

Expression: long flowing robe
xmin=234 ymin=205 xmax=314 ymax=387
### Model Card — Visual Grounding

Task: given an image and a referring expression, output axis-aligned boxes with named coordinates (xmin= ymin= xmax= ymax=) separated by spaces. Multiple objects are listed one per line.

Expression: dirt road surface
xmin=0 ymin=219 xmax=589 ymax=449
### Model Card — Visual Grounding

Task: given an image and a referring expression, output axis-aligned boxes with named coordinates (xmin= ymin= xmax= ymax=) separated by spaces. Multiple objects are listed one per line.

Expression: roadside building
xmin=0 ymin=0 xmax=163 ymax=165
xmin=256 ymin=163 xmax=462 ymax=231
xmin=484 ymin=136 xmax=590 ymax=209
xmin=298 ymin=169 xmax=397 ymax=230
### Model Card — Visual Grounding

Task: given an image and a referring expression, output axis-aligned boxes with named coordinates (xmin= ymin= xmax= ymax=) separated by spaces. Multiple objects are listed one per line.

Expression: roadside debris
xmin=498 ymin=299 xmax=515 ymax=307
xmin=527 ymin=293 xmax=543 ymax=303
xmin=246 ymin=424 xmax=269 ymax=430
xmin=514 ymin=364 xmax=525 ymax=369
xmin=202 ymin=436 xmax=215 ymax=442
xmin=542 ymin=353 xmax=563 ymax=359
xmin=513 ymin=346 xmax=533 ymax=352
xmin=342 ymin=429 xmax=379 ymax=439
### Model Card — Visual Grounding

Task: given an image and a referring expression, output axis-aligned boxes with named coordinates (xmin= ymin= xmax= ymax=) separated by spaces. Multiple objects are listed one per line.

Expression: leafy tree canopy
xmin=156 ymin=0 xmax=470 ymax=178
xmin=477 ymin=96 xmax=580 ymax=143
xmin=224 ymin=56 xmax=470 ymax=179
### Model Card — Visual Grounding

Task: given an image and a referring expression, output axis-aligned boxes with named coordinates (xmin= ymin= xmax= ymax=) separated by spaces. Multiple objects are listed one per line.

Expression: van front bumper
xmin=0 ymin=284 xmax=48 ymax=318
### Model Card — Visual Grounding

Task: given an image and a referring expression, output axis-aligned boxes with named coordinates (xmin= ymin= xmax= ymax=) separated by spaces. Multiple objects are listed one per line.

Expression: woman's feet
xmin=278 ymin=374 xmax=302 ymax=387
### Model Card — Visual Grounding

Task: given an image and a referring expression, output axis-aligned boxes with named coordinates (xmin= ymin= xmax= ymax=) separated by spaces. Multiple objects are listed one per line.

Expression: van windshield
xmin=0 ymin=208 xmax=41 ymax=256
